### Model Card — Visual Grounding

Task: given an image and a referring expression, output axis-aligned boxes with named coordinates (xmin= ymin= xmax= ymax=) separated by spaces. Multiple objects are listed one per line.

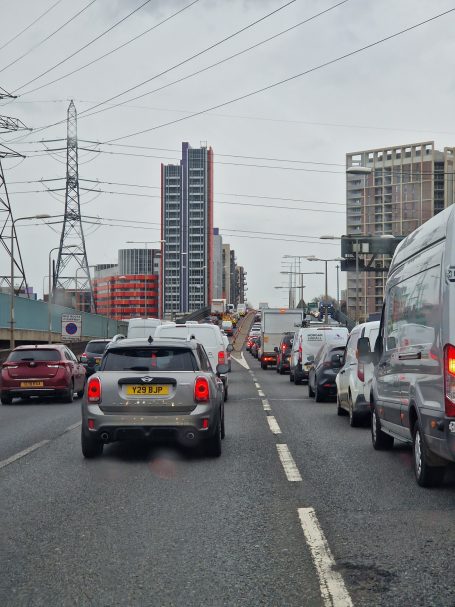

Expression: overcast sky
xmin=1 ymin=0 xmax=455 ymax=307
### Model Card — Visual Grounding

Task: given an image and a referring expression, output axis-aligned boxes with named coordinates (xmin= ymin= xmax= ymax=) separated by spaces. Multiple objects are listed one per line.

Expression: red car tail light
xmin=194 ymin=377 xmax=210 ymax=403
xmin=218 ymin=351 xmax=226 ymax=365
xmin=87 ymin=377 xmax=102 ymax=403
xmin=282 ymin=344 xmax=287 ymax=353
xmin=357 ymin=362 xmax=365 ymax=383
xmin=444 ymin=344 xmax=455 ymax=417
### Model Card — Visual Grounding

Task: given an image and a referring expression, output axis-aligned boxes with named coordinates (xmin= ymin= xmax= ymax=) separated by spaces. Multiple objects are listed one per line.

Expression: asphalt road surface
xmin=1 ymin=354 xmax=455 ymax=607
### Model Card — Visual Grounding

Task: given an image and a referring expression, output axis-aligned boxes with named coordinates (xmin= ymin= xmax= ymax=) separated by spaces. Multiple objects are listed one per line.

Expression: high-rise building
xmin=222 ymin=244 xmax=230 ymax=303
xmin=346 ymin=141 xmax=455 ymax=319
xmin=212 ymin=228 xmax=223 ymax=299
xmin=161 ymin=142 xmax=213 ymax=317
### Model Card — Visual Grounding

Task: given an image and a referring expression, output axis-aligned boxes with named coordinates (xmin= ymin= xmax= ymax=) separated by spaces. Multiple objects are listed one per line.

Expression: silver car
xmin=81 ymin=337 xmax=227 ymax=458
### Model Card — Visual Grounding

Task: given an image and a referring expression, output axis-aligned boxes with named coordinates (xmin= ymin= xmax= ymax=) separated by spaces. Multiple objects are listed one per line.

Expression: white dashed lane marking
xmin=262 ymin=399 xmax=272 ymax=411
xmin=267 ymin=416 xmax=282 ymax=435
xmin=298 ymin=507 xmax=353 ymax=607
xmin=276 ymin=444 xmax=302 ymax=482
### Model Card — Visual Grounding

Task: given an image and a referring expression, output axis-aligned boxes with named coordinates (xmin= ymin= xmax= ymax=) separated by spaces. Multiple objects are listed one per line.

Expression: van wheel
xmin=308 ymin=382 xmax=315 ymax=398
xmin=294 ymin=372 xmax=301 ymax=386
xmin=371 ymin=405 xmax=394 ymax=450
xmin=289 ymin=371 xmax=294 ymax=382
xmin=261 ymin=362 xmax=267 ymax=370
xmin=413 ymin=420 xmax=445 ymax=487
xmin=348 ymin=394 xmax=360 ymax=427
xmin=224 ymin=386 xmax=229 ymax=402
xmin=279 ymin=366 xmax=285 ymax=375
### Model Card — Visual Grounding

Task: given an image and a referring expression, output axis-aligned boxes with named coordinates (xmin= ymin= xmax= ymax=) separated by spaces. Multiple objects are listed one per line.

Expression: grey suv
xmin=81 ymin=338 xmax=227 ymax=458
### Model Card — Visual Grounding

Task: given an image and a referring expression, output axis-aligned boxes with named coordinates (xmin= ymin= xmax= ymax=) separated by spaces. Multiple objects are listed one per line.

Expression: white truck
xmin=237 ymin=303 xmax=247 ymax=316
xmin=211 ymin=298 xmax=227 ymax=316
xmin=259 ymin=308 xmax=304 ymax=370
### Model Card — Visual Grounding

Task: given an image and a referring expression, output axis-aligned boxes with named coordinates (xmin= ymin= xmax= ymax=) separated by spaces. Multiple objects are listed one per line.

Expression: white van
xmin=154 ymin=322 xmax=232 ymax=400
xmin=336 ymin=321 xmax=379 ymax=426
xmin=361 ymin=204 xmax=455 ymax=487
xmin=127 ymin=318 xmax=163 ymax=339
xmin=290 ymin=325 xmax=348 ymax=385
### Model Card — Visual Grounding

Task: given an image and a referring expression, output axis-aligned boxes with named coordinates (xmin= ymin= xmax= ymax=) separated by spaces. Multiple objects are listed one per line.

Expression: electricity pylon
xmin=54 ymin=100 xmax=95 ymax=312
xmin=0 ymin=87 xmax=29 ymax=293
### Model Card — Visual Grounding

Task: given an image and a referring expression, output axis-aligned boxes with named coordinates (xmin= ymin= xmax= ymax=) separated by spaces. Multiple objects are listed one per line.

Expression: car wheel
xmin=224 ymin=386 xmax=229 ymax=402
xmin=64 ymin=382 xmax=74 ymax=403
xmin=76 ymin=379 xmax=86 ymax=399
xmin=413 ymin=420 xmax=445 ymax=487
xmin=81 ymin=430 xmax=103 ymax=458
xmin=279 ymin=365 xmax=285 ymax=375
xmin=315 ymin=384 xmax=324 ymax=402
xmin=371 ymin=405 xmax=394 ymax=450
xmin=221 ymin=409 xmax=225 ymax=440
xmin=206 ymin=415 xmax=222 ymax=457
xmin=348 ymin=393 xmax=360 ymax=427
xmin=336 ymin=394 xmax=346 ymax=416
xmin=290 ymin=371 xmax=294 ymax=382
xmin=308 ymin=382 xmax=315 ymax=398
xmin=276 ymin=363 xmax=280 ymax=374
xmin=261 ymin=362 xmax=267 ymax=370
xmin=1 ymin=394 xmax=12 ymax=405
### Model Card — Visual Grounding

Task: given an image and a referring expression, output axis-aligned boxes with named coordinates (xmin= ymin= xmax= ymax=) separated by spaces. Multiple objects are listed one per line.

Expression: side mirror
xmin=226 ymin=344 xmax=234 ymax=353
xmin=79 ymin=355 xmax=87 ymax=363
xmin=386 ymin=336 xmax=396 ymax=350
xmin=357 ymin=337 xmax=372 ymax=363
xmin=274 ymin=346 xmax=279 ymax=353
xmin=216 ymin=363 xmax=229 ymax=375
xmin=307 ymin=355 xmax=315 ymax=363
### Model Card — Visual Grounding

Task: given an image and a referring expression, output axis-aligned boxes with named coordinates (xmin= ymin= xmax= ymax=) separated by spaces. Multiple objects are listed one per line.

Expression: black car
xmin=307 ymin=343 xmax=345 ymax=402
xmin=79 ymin=339 xmax=111 ymax=375
xmin=275 ymin=333 xmax=294 ymax=375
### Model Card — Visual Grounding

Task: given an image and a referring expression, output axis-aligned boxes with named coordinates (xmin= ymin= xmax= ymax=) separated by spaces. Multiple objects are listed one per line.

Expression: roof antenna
xmin=148 ymin=335 xmax=153 ymax=344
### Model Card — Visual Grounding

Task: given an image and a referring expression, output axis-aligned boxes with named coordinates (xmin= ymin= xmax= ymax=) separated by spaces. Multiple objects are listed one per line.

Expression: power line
xmin=0 ymin=0 xmax=99 ymax=75
xmin=103 ymin=6 xmax=455 ymax=144
xmin=0 ymin=0 xmax=65 ymax=53
xmin=16 ymin=0 xmax=203 ymax=95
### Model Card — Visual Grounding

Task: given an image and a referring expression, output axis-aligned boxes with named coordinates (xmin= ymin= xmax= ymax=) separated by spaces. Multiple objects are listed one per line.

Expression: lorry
xmin=258 ymin=302 xmax=269 ymax=310
xmin=237 ymin=303 xmax=247 ymax=316
xmin=259 ymin=308 xmax=305 ymax=370
xmin=211 ymin=298 xmax=227 ymax=316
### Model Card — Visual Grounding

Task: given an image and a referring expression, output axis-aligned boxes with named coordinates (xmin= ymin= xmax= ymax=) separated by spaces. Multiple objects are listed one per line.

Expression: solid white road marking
xmin=0 ymin=440 xmax=50 ymax=470
xmin=267 ymin=416 xmax=282 ymax=434
xmin=276 ymin=444 xmax=302 ymax=482
xmin=262 ymin=399 xmax=272 ymax=411
xmin=298 ymin=507 xmax=353 ymax=607
xmin=64 ymin=421 xmax=82 ymax=433
xmin=258 ymin=390 xmax=265 ymax=397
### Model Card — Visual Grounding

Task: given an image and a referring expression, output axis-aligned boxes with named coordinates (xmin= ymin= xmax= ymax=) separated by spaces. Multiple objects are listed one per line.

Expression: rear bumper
xmin=1 ymin=385 xmax=70 ymax=398
xmin=317 ymin=380 xmax=337 ymax=397
xmin=261 ymin=353 xmax=277 ymax=363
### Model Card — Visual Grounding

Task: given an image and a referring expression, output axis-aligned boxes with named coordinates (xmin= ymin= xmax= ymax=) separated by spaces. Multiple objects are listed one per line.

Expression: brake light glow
xmin=194 ymin=377 xmax=210 ymax=403
xmin=87 ymin=377 xmax=102 ymax=403
xmin=282 ymin=344 xmax=287 ymax=353
xmin=444 ymin=344 xmax=455 ymax=417
xmin=218 ymin=351 xmax=226 ymax=365
xmin=357 ymin=362 xmax=365 ymax=383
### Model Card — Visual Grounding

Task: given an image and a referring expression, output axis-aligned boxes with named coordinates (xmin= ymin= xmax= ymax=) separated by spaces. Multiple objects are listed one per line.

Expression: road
xmin=1 ymin=353 xmax=455 ymax=606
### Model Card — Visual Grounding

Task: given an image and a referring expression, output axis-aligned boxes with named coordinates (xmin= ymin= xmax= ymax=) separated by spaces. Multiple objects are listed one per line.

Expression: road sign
xmin=61 ymin=314 xmax=82 ymax=341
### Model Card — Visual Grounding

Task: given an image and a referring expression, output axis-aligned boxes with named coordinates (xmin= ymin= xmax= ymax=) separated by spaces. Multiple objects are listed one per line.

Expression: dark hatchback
xmin=275 ymin=332 xmax=294 ymax=375
xmin=307 ymin=343 xmax=345 ymax=402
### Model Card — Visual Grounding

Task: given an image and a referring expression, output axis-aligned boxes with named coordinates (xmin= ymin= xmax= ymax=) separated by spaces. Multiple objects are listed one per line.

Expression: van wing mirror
xmin=216 ymin=363 xmax=229 ymax=375
xmin=357 ymin=337 xmax=372 ymax=363
xmin=226 ymin=344 xmax=234 ymax=353
xmin=307 ymin=354 xmax=315 ymax=363
xmin=386 ymin=336 xmax=396 ymax=350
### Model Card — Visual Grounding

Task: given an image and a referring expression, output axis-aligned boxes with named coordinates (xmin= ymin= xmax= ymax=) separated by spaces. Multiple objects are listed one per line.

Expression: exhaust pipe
xmin=100 ymin=431 xmax=110 ymax=443
xmin=185 ymin=431 xmax=195 ymax=441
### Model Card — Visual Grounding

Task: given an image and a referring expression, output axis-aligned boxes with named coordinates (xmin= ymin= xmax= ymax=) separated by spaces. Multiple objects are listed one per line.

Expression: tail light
xmin=87 ymin=377 xmax=101 ymax=403
xmin=218 ymin=351 xmax=226 ymax=364
xmin=444 ymin=344 xmax=455 ymax=416
xmin=282 ymin=344 xmax=286 ymax=353
xmin=194 ymin=377 xmax=210 ymax=403
xmin=298 ymin=343 xmax=302 ymax=363
xmin=357 ymin=362 xmax=365 ymax=382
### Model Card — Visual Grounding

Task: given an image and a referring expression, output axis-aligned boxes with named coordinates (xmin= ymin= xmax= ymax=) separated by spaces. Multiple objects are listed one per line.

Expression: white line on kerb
xmin=267 ymin=416 xmax=282 ymax=434
xmin=258 ymin=390 xmax=265 ymax=397
xmin=0 ymin=440 xmax=50 ymax=470
xmin=276 ymin=444 xmax=302 ymax=482
xmin=298 ymin=507 xmax=353 ymax=607
xmin=262 ymin=399 xmax=272 ymax=411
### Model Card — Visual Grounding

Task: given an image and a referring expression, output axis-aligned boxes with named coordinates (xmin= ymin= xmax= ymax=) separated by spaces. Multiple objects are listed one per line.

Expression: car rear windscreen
xmin=87 ymin=342 xmax=110 ymax=354
xmin=8 ymin=349 xmax=60 ymax=362
xmin=102 ymin=347 xmax=196 ymax=372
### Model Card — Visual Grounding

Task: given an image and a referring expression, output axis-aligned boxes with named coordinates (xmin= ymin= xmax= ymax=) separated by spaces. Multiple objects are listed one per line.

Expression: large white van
xmin=290 ymin=325 xmax=348 ymax=385
xmin=336 ymin=321 xmax=379 ymax=426
xmin=127 ymin=318 xmax=163 ymax=339
xmin=361 ymin=204 xmax=455 ymax=487
xmin=154 ymin=322 xmax=232 ymax=400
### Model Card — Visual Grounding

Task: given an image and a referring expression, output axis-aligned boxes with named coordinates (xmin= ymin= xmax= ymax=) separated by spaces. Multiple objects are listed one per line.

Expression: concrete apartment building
xmin=161 ymin=142 xmax=213 ymax=317
xmin=212 ymin=228 xmax=223 ymax=299
xmin=346 ymin=141 xmax=455 ymax=319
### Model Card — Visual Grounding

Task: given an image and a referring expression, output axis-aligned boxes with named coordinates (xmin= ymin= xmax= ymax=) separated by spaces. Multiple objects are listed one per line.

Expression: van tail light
xmin=87 ymin=377 xmax=102 ymax=403
xmin=282 ymin=344 xmax=287 ymax=353
xmin=444 ymin=344 xmax=455 ymax=416
xmin=194 ymin=377 xmax=210 ymax=403
xmin=218 ymin=351 xmax=226 ymax=365
xmin=357 ymin=362 xmax=365 ymax=383
xmin=298 ymin=342 xmax=302 ymax=363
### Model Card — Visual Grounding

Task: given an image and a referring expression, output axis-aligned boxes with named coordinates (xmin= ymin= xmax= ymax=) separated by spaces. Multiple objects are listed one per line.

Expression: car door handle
xmin=398 ymin=352 xmax=422 ymax=360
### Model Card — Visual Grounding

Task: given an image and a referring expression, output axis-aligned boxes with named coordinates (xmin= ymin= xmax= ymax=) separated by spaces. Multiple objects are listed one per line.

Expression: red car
xmin=1 ymin=344 xmax=86 ymax=405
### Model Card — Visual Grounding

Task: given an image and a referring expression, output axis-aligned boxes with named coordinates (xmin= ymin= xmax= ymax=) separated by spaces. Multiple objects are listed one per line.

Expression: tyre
xmin=290 ymin=370 xmax=294 ymax=382
xmin=348 ymin=394 xmax=360 ymax=427
xmin=279 ymin=365 xmax=285 ymax=375
xmin=336 ymin=394 xmax=346 ymax=416
xmin=308 ymin=382 xmax=315 ymax=398
xmin=224 ymin=386 xmax=229 ymax=402
xmin=205 ymin=415 xmax=222 ymax=457
xmin=261 ymin=362 xmax=267 ymax=370
xmin=294 ymin=371 xmax=302 ymax=385
xmin=276 ymin=363 xmax=280 ymax=374
xmin=64 ymin=382 xmax=74 ymax=403
xmin=221 ymin=409 xmax=225 ymax=440
xmin=371 ymin=405 xmax=394 ymax=450
xmin=81 ymin=430 xmax=103 ymax=458
xmin=315 ymin=384 xmax=324 ymax=402
xmin=413 ymin=420 xmax=445 ymax=487
xmin=1 ymin=393 xmax=12 ymax=405
xmin=76 ymin=379 xmax=86 ymax=399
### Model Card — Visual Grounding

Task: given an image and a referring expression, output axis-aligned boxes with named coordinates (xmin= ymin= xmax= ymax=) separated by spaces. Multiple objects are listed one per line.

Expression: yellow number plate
xmin=126 ymin=385 xmax=169 ymax=396
xmin=20 ymin=381 xmax=44 ymax=388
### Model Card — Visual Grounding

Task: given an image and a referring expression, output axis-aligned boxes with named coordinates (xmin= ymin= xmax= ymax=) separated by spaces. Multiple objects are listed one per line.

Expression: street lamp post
xmin=48 ymin=244 xmax=77 ymax=344
xmin=305 ymin=256 xmax=343 ymax=325
xmin=75 ymin=265 xmax=96 ymax=312
xmin=10 ymin=214 xmax=51 ymax=349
